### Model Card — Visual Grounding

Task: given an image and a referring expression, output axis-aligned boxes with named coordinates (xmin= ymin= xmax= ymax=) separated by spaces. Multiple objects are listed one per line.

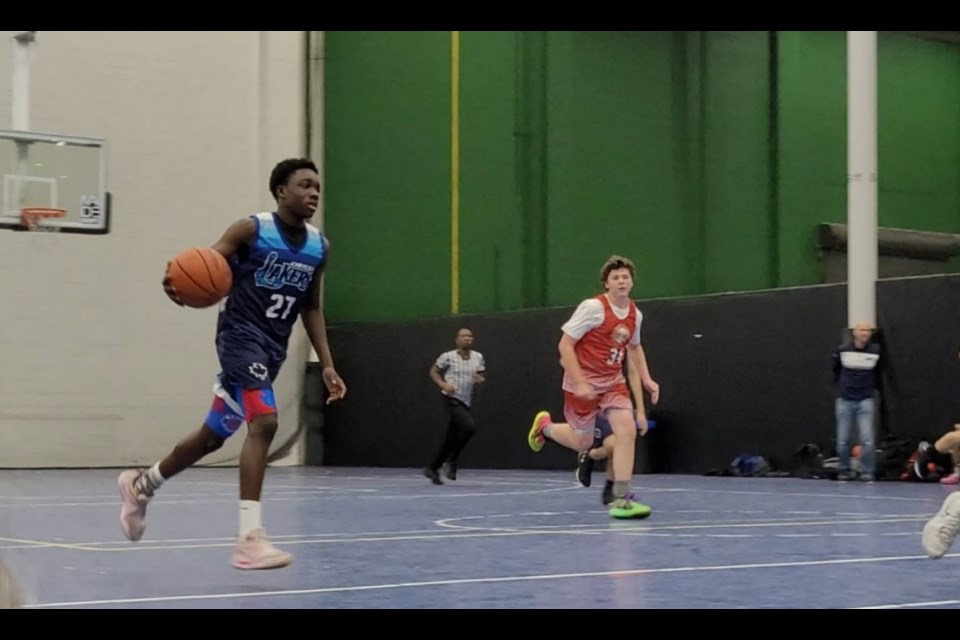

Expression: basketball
xmin=167 ymin=247 xmax=232 ymax=308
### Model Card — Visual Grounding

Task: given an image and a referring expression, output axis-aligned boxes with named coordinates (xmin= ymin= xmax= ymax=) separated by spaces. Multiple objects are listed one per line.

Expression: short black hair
xmin=269 ymin=158 xmax=318 ymax=199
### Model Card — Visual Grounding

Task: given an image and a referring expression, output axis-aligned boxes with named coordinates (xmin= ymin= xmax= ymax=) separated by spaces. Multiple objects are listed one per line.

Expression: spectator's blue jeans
xmin=836 ymin=397 xmax=875 ymax=477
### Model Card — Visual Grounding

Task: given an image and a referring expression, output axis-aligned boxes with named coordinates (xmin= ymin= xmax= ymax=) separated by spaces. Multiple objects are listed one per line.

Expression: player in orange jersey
xmin=528 ymin=255 xmax=659 ymax=519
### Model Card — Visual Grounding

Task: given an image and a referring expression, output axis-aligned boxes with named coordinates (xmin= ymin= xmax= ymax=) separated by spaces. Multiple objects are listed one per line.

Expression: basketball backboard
xmin=0 ymin=128 xmax=109 ymax=233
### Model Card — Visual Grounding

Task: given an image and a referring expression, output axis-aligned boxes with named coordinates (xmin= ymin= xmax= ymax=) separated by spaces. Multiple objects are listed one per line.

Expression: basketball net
xmin=20 ymin=207 xmax=66 ymax=233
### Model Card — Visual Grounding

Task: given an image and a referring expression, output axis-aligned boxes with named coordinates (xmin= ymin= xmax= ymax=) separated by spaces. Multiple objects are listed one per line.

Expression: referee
xmin=423 ymin=328 xmax=486 ymax=484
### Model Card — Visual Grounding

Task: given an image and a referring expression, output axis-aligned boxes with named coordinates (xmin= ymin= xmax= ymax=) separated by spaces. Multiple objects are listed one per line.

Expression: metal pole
xmin=12 ymin=32 xmax=36 ymax=219
xmin=11 ymin=31 xmax=35 ymax=131
xmin=307 ymin=30 xmax=325 ymax=364
xmin=847 ymin=31 xmax=878 ymax=328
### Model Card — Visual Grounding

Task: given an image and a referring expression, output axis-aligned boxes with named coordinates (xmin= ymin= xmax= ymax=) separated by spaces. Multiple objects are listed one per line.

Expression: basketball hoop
xmin=20 ymin=207 xmax=65 ymax=232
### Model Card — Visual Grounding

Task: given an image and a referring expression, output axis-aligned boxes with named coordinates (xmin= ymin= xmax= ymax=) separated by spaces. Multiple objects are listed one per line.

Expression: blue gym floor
xmin=1 ymin=467 xmax=958 ymax=609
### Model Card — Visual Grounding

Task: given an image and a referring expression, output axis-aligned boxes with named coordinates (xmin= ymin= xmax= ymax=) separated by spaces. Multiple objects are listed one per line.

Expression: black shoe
xmin=576 ymin=452 xmax=594 ymax=487
xmin=442 ymin=461 xmax=457 ymax=481
xmin=423 ymin=468 xmax=443 ymax=485
xmin=601 ymin=480 xmax=614 ymax=505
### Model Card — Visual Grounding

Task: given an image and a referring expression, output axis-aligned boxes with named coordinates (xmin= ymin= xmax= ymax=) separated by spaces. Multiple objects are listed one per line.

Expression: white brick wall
xmin=0 ymin=31 xmax=309 ymax=467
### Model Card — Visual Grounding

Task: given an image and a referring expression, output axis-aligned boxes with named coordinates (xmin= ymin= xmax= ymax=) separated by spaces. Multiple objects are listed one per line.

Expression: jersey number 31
xmin=607 ymin=347 xmax=625 ymax=365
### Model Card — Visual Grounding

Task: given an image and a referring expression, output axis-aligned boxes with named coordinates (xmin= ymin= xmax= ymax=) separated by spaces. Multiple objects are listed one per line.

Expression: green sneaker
xmin=609 ymin=497 xmax=652 ymax=519
xmin=528 ymin=411 xmax=551 ymax=452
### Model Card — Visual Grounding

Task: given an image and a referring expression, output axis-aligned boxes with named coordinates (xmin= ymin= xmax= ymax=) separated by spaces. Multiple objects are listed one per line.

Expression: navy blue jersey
xmin=833 ymin=340 xmax=881 ymax=402
xmin=215 ymin=212 xmax=326 ymax=384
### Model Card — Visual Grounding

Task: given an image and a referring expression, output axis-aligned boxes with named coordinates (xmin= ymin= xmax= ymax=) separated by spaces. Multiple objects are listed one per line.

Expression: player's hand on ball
xmin=162 ymin=262 xmax=184 ymax=306
xmin=323 ymin=367 xmax=347 ymax=403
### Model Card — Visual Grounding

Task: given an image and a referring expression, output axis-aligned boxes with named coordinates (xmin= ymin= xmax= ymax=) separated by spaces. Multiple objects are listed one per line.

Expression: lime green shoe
xmin=609 ymin=497 xmax=652 ymax=519
xmin=528 ymin=411 xmax=551 ymax=452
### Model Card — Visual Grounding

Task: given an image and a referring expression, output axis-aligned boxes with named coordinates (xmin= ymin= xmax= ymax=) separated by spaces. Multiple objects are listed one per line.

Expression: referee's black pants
xmin=430 ymin=397 xmax=476 ymax=470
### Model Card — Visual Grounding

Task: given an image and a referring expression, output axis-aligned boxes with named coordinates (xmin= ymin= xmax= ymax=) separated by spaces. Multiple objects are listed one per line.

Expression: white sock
xmin=146 ymin=463 xmax=165 ymax=489
xmin=239 ymin=500 xmax=262 ymax=538
xmin=135 ymin=462 xmax=165 ymax=496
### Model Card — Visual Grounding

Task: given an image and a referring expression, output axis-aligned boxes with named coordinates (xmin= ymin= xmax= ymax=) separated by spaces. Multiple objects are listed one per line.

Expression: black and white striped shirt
xmin=435 ymin=350 xmax=486 ymax=407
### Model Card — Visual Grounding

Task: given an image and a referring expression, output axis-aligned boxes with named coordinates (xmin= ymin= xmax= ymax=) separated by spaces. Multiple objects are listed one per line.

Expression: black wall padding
xmin=635 ymin=284 xmax=845 ymax=473
xmin=875 ymin=275 xmax=960 ymax=444
xmin=317 ymin=308 xmax=580 ymax=471
xmin=312 ymin=274 xmax=960 ymax=474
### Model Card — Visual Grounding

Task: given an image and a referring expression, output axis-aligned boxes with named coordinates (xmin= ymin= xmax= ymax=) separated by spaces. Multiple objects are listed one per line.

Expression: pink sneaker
xmin=941 ymin=473 xmax=960 ymax=485
xmin=117 ymin=469 xmax=152 ymax=541
xmin=231 ymin=529 xmax=293 ymax=570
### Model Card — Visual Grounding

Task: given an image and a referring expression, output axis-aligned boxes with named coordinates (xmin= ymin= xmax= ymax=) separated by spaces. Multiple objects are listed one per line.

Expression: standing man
xmin=423 ymin=328 xmax=486 ymax=484
xmin=833 ymin=321 xmax=881 ymax=482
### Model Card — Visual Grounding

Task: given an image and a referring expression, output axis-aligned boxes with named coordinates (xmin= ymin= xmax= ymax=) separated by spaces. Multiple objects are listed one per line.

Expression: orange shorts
xmin=562 ymin=382 xmax=633 ymax=435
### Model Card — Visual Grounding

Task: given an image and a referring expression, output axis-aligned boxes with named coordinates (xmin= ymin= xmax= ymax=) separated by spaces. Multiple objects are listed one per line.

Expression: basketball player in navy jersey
xmin=117 ymin=158 xmax=346 ymax=570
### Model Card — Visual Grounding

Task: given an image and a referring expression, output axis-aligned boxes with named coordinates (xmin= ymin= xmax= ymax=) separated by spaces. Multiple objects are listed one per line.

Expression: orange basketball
xmin=167 ymin=247 xmax=232 ymax=308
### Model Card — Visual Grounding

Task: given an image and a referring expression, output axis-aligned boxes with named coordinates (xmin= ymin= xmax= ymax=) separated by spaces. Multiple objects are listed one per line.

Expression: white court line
xmin=0 ymin=488 xmax=377 ymax=501
xmin=200 ymin=479 xmax=572 ymax=489
xmin=0 ymin=475 xmax=575 ymax=504
xmin=33 ymin=529 xmax=583 ymax=552
xmin=692 ymin=488 xmax=933 ymax=503
xmin=852 ymin=599 xmax=960 ymax=609
xmin=295 ymin=473 xmax=574 ymax=481
xmin=25 ymin=552 xmax=960 ymax=609
xmin=435 ymin=512 xmax=925 ymax=532
xmin=351 ymin=486 xmax=580 ymax=500
xmin=0 ymin=485 xmax=580 ymax=510
xmin=0 ymin=489 xmax=383 ymax=509
xmin=25 ymin=528 xmax=464 ymax=548
xmin=664 ymin=518 xmax=925 ymax=531
xmin=3 ymin=479 xmax=933 ymax=509
xmin=2 ymin=515 xmax=927 ymax=553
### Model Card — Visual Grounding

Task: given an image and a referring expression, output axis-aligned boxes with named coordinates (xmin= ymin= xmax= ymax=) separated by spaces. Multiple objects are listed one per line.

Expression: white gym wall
xmin=0 ymin=31 xmax=310 ymax=467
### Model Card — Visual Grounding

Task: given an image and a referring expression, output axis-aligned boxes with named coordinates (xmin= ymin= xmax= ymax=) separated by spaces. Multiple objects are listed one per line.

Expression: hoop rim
xmin=21 ymin=207 xmax=67 ymax=217
xmin=20 ymin=206 xmax=67 ymax=230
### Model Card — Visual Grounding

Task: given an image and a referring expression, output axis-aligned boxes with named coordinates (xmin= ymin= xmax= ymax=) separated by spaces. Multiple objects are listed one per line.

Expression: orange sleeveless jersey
xmin=564 ymin=294 xmax=638 ymax=391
